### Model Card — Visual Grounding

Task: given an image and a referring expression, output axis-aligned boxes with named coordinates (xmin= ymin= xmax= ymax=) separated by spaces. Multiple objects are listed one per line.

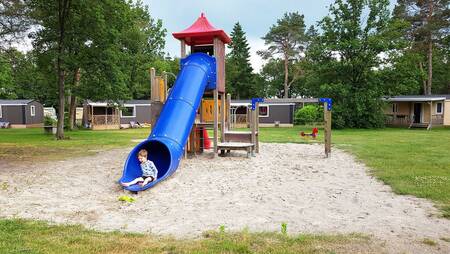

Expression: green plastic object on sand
xmin=118 ymin=195 xmax=135 ymax=203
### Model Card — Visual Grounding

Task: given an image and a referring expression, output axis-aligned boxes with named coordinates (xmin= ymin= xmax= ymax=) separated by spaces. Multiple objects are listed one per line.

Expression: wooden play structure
xmin=120 ymin=14 xmax=332 ymax=193
xmin=148 ymin=13 xmax=261 ymax=158
xmin=147 ymin=13 xmax=332 ymax=158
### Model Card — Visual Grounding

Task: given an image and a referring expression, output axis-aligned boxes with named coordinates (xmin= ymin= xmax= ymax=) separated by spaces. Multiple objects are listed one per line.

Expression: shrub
xmin=294 ymin=105 xmax=322 ymax=125
xmin=43 ymin=116 xmax=56 ymax=126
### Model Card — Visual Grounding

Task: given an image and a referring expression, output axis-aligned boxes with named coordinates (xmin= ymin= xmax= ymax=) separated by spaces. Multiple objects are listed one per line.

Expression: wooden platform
xmin=224 ymin=130 xmax=257 ymax=143
xmin=217 ymin=142 xmax=254 ymax=158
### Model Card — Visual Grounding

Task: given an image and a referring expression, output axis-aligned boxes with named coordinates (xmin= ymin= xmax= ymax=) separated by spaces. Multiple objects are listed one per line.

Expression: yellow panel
xmin=201 ymin=99 xmax=225 ymax=122
xmin=158 ymin=78 xmax=166 ymax=103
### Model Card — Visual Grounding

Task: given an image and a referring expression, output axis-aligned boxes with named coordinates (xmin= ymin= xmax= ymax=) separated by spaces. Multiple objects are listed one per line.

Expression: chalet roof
xmin=383 ymin=95 xmax=450 ymax=102
xmin=264 ymin=98 xmax=320 ymax=103
xmin=231 ymin=98 xmax=319 ymax=106
xmin=172 ymin=13 xmax=231 ymax=45
xmin=85 ymin=100 xmax=151 ymax=107
xmin=0 ymin=99 xmax=34 ymax=105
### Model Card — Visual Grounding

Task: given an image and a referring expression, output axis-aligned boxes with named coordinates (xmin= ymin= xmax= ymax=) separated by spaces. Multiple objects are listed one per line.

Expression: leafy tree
xmin=28 ymin=0 xmax=166 ymax=133
xmin=120 ymin=1 xmax=166 ymax=100
xmin=0 ymin=52 xmax=14 ymax=98
xmin=29 ymin=0 xmax=74 ymax=139
xmin=305 ymin=0 xmax=398 ymax=128
xmin=258 ymin=12 xmax=307 ymax=98
xmin=259 ymin=58 xmax=306 ymax=98
xmin=226 ymin=22 xmax=254 ymax=99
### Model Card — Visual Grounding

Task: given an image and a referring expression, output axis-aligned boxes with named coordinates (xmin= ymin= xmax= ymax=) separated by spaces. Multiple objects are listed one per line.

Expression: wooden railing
xmin=233 ymin=114 xmax=248 ymax=124
xmin=385 ymin=114 xmax=412 ymax=126
xmin=230 ymin=113 xmax=248 ymax=129
xmin=386 ymin=114 xmax=444 ymax=126
xmin=432 ymin=114 xmax=444 ymax=125
xmin=92 ymin=114 xmax=119 ymax=126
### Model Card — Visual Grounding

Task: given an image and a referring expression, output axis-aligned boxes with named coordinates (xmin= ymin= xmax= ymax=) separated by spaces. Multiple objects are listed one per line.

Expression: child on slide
xmin=121 ymin=149 xmax=158 ymax=187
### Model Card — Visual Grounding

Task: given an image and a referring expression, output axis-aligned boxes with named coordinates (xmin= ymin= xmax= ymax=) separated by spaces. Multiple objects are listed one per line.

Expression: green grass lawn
xmin=257 ymin=126 xmax=450 ymax=218
xmin=0 ymin=128 xmax=149 ymax=162
xmin=0 ymin=219 xmax=376 ymax=254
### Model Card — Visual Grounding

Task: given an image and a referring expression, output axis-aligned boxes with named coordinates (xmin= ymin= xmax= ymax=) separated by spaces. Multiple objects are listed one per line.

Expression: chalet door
xmin=413 ymin=103 xmax=422 ymax=123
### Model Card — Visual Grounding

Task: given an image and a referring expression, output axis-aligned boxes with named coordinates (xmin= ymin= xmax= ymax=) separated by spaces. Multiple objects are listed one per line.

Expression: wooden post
xmin=163 ymin=72 xmax=168 ymax=102
xmin=324 ymin=102 xmax=332 ymax=157
xmin=251 ymin=106 xmax=256 ymax=156
xmin=213 ymin=88 xmax=219 ymax=156
xmin=150 ymin=68 xmax=157 ymax=101
xmin=180 ymin=40 xmax=186 ymax=58
xmin=255 ymin=102 xmax=260 ymax=153
xmin=226 ymin=93 xmax=231 ymax=130
xmin=429 ymin=101 xmax=433 ymax=129
xmin=220 ymin=93 xmax=226 ymax=141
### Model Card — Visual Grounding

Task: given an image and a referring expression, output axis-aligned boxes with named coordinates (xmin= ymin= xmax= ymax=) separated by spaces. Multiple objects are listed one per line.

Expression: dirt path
xmin=0 ymin=143 xmax=449 ymax=253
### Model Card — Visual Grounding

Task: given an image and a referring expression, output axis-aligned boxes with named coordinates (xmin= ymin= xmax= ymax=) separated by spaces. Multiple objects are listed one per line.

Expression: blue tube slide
xmin=119 ymin=53 xmax=216 ymax=192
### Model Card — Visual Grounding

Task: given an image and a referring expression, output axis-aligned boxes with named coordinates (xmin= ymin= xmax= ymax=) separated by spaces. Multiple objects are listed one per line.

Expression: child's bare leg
xmin=121 ymin=177 xmax=144 ymax=187
xmin=140 ymin=176 xmax=155 ymax=186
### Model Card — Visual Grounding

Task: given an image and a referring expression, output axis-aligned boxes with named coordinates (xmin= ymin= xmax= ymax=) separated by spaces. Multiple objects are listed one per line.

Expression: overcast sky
xmin=143 ymin=0 xmax=396 ymax=72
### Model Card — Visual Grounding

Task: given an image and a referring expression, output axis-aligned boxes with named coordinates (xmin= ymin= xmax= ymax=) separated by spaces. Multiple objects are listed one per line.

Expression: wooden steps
xmin=409 ymin=123 xmax=430 ymax=129
xmin=217 ymin=142 xmax=254 ymax=158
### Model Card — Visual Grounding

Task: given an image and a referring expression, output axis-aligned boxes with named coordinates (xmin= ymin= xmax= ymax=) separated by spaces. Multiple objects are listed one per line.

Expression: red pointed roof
xmin=173 ymin=13 xmax=231 ymax=45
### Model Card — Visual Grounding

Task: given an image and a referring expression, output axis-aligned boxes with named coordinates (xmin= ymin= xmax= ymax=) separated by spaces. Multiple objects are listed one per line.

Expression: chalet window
xmin=121 ymin=106 xmax=135 ymax=117
xmin=436 ymin=102 xmax=443 ymax=114
xmin=259 ymin=105 xmax=269 ymax=117
xmin=30 ymin=105 xmax=36 ymax=116
xmin=392 ymin=103 xmax=398 ymax=113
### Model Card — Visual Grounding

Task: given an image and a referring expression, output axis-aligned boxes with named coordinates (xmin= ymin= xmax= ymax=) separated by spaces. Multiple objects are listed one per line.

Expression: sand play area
xmin=0 ymin=143 xmax=449 ymax=253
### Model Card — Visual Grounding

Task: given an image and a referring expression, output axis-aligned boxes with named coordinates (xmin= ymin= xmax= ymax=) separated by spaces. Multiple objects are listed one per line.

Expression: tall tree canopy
xmin=226 ymin=22 xmax=254 ymax=99
xmin=305 ymin=0 xmax=399 ymax=128
xmin=25 ymin=0 xmax=166 ymax=138
xmin=0 ymin=0 xmax=32 ymax=45
xmin=393 ymin=0 xmax=450 ymax=94
xmin=258 ymin=12 xmax=307 ymax=98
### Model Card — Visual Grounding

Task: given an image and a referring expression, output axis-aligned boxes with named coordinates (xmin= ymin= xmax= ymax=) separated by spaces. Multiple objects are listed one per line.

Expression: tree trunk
xmin=56 ymin=67 xmax=65 ymax=139
xmin=283 ymin=54 xmax=289 ymax=98
xmin=419 ymin=62 xmax=427 ymax=95
xmin=426 ymin=0 xmax=433 ymax=95
xmin=68 ymin=68 xmax=80 ymax=130
xmin=55 ymin=0 xmax=71 ymax=140
xmin=426 ymin=36 xmax=433 ymax=95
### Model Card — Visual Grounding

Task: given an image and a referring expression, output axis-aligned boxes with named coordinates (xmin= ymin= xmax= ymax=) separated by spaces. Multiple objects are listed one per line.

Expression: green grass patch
xmin=0 ymin=128 xmax=149 ymax=162
xmin=0 ymin=219 xmax=376 ymax=254
xmin=422 ymin=238 xmax=438 ymax=246
xmin=440 ymin=237 xmax=450 ymax=243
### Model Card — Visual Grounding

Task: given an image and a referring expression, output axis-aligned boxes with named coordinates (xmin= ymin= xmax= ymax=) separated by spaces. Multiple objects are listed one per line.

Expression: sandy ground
xmin=0 ymin=143 xmax=449 ymax=253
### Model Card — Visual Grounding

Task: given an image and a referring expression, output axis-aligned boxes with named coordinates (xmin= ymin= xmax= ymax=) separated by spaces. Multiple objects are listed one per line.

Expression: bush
xmin=43 ymin=116 xmax=56 ymax=126
xmin=294 ymin=105 xmax=322 ymax=125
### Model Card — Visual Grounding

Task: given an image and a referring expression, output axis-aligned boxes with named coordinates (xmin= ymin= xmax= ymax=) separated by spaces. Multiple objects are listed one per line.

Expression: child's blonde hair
xmin=138 ymin=149 xmax=148 ymax=158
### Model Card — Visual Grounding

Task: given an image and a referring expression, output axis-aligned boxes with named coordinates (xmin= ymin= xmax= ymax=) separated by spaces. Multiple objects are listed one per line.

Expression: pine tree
xmin=226 ymin=22 xmax=254 ymax=99
xmin=394 ymin=0 xmax=450 ymax=94
xmin=258 ymin=12 xmax=307 ymax=98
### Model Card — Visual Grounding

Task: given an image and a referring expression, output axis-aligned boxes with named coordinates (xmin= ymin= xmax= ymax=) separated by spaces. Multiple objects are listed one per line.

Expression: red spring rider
xmin=300 ymin=128 xmax=319 ymax=139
